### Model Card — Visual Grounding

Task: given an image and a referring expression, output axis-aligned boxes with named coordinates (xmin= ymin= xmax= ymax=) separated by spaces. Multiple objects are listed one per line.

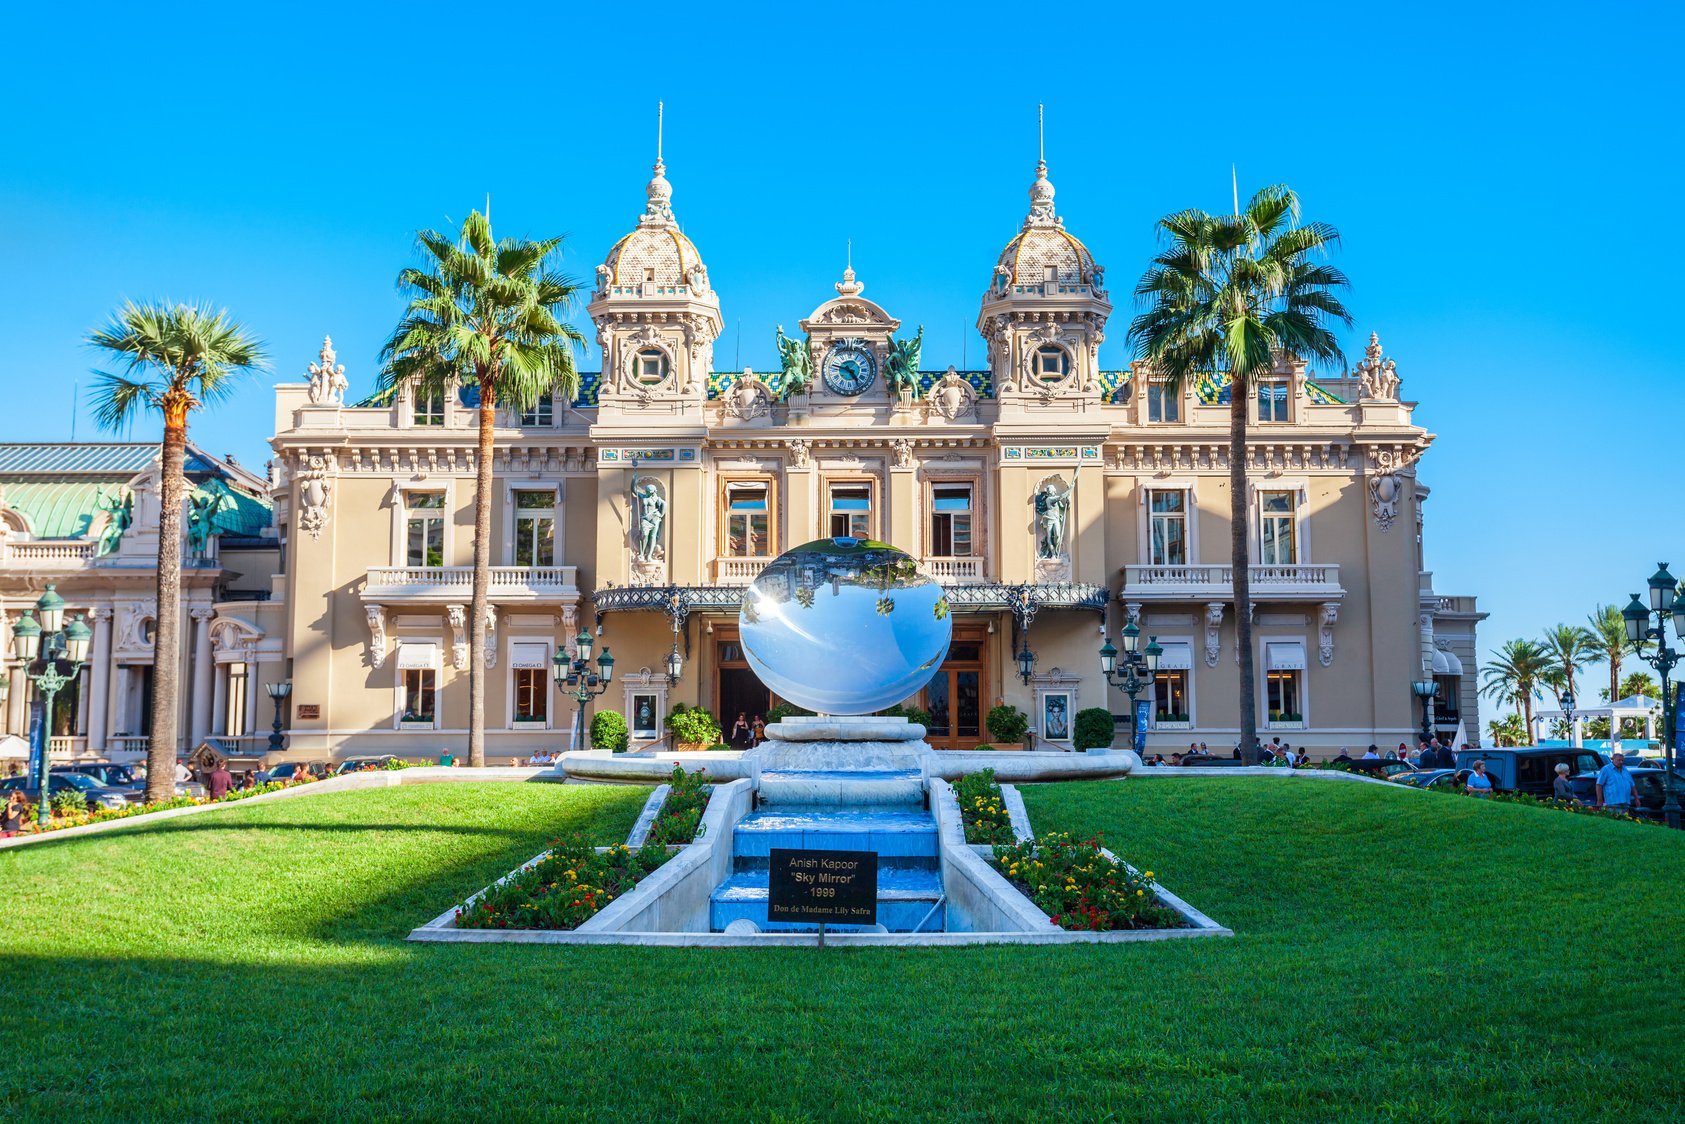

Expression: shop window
xmin=510 ymin=642 xmax=549 ymax=724
xmin=1153 ymin=670 xmax=1189 ymax=722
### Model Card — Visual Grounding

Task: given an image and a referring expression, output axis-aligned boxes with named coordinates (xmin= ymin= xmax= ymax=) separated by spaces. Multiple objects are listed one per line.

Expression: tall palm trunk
xmin=146 ymin=412 xmax=187 ymax=803
xmin=467 ymin=380 xmax=496 ymax=768
xmin=1609 ymin=655 xmax=1622 ymax=738
xmin=1230 ymin=382 xmax=1258 ymax=761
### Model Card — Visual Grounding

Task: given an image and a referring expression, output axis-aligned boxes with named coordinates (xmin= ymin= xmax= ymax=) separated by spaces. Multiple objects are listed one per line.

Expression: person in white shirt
xmin=1361 ymin=747 xmax=1380 ymax=760
xmin=174 ymin=760 xmax=191 ymax=783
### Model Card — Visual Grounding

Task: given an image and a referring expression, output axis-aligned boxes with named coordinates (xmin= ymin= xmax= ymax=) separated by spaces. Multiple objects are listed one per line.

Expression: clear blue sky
xmin=4 ymin=1 xmax=1681 ymax=718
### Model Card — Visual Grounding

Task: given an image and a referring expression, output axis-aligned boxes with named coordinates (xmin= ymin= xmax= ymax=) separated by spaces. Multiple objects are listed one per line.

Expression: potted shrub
xmin=665 ymin=703 xmax=722 ymax=752
xmin=985 ymin=703 xmax=1030 ymax=750
xmin=590 ymin=709 xmax=629 ymax=753
xmin=1073 ymin=707 xmax=1115 ymax=753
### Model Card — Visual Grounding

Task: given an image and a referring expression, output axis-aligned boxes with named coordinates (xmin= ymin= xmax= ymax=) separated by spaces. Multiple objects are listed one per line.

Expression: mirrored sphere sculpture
xmin=739 ymin=537 xmax=952 ymax=715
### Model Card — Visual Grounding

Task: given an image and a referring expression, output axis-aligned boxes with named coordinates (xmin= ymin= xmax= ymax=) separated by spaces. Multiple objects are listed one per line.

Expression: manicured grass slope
xmin=3 ymin=779 xmax=1683 ymax=1122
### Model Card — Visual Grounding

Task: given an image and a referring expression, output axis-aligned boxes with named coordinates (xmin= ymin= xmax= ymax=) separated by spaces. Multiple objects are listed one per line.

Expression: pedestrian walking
xmin=1596 ymin=751 xmax=1638 ymax=814
xmin=2 ymin=790 xmax=27 ymax=836
xmin=1552 ymin=762 xmax=1576 ymax=801
xmin=1465 ymin=759 xmax=1494 ymax=797
xmin=206 ymin=760 xmax=233 ymax=801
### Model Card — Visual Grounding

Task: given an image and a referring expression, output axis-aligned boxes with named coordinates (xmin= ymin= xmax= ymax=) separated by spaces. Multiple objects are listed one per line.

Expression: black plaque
xmin=768 ymin=848 xmax=878 ymax=926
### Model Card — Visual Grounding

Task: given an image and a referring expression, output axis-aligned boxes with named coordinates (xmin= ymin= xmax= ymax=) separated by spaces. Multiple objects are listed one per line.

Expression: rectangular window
xmin=510 ymin=642 xmax=549 ymax=724
xmin=1148 ymin=490 xmax=1187 ymax=565
xmin=413 ymin=390 xmax=444 ymax=426
xmin=402 ymin=669 xmax=436 ymax=724
xmin=1266 ymin=670 xmax=1301 ymax=719
xmin=630 ymin=693 xmax=660 ymax=739
xmin=1147 ymin=384 xmax=1179 ymax=423
xmin=519 ymin=394 xmax=554 ymax=427
xmin=1259 ymin=491 xmax=1296 ymax=565
xmin=514 ymin=490 xmax=556 ymax=567
xmin=405 ymin=492 xmax=445 ymax=567
xmin=1153 ymin=670 xmax=1189 ymax=722
xmin=930 ymin=484 xmax=973 ymax=556
xmin=224 ymin=665 xmax=248 ymax=737
xmin=724 ymin=482 xmax=770 ymax=558
xmin=1257 ymin=382 xmax=1289 ymax=422
xmin=828 ymin=482 xmax=872 ymax=539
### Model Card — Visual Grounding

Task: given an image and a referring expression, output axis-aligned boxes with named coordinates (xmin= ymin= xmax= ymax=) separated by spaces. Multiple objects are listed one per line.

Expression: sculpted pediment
xmin=800 ymin=296 xmax=900 ymax=335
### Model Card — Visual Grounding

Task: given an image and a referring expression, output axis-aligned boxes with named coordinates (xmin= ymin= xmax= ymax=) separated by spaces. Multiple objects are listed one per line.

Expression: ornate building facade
xmin=0 ymin=443 xmax=280 ymax=763
xmin=261 ymin=152 xmax=1484 ymax=762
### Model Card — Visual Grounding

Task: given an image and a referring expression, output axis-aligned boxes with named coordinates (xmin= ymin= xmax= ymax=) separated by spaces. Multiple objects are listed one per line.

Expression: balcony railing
xmin=47 ymin=736 xmax=89 ymax=760
xmin=713 ymin=557 xmax=772 ymax=585
xmin=3 ymin=540 xmax=97 ymax=565
xmin=920 ymin=556 xmax=987 ymax=583
xmin=1121 ymin=563 xmax=1343 ymax=600
xmin=364 ymin=565 xmax=579 ymax=603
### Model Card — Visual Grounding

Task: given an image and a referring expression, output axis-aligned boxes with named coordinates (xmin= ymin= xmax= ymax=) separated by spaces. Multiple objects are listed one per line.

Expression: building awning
xmin=1157 ymin=641 xmax=1194 ymax=670
xmin=509 ymin=641 xmax=549 ymax=670
xmin=1266 ymin=640 xmax=1307 ymax=670
xmin=396 ymin=640 xmax=440 ymax=669
xmin=1432 ymin=648 xmax=1464 ymax=676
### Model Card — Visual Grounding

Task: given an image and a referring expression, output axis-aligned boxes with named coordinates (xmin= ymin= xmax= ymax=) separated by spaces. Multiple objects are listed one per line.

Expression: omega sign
xmin=768 ymin=848 xmax=877 ymax=926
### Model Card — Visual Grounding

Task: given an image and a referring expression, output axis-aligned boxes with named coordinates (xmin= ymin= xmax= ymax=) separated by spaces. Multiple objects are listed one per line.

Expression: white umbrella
xmin=1452 ymin=718 xmax=1469 ymax=750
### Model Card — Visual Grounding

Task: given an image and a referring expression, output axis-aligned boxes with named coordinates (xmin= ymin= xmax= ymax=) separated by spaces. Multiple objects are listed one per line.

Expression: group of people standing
xmin=727 ymin=713 xmax=766 ymax=750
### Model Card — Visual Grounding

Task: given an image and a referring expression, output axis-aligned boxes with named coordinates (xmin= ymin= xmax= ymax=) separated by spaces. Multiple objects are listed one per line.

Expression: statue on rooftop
xmin=885 ymin=326 xmax=924 ymax=399
xmin=93 ymin=487 xmax=133 ymax=557
xmin=774 ymin=326 xmax=811 ymax=397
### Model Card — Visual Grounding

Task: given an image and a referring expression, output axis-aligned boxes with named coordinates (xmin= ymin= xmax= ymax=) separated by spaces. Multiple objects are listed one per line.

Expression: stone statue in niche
xmin=632 ymin=478 xmax=666 ymax=561
xmin=1034 ymin=472 xmax=1075 ymax=560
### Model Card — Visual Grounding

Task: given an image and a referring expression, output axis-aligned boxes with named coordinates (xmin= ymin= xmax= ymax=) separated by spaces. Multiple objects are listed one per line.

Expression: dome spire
xmin=641 ymin=100 xmax=675 ymax=226
xmin=1026 ymin=103 xmax=1057 ymax=227
xmin=835 ymin=238 xmax=864 ymax=296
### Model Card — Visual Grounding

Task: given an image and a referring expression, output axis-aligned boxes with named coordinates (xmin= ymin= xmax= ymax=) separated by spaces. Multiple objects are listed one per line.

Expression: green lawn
xmin=3 ymin=779 xmax=1684 ymax=1122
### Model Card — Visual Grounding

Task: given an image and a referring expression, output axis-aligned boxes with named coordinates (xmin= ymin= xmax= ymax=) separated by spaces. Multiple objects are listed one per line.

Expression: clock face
xmin=822 ymin=344 xmax=878 ymax=396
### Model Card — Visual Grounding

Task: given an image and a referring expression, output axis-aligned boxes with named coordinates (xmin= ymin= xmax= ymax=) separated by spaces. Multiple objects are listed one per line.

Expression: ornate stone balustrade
xmin=364 ymin=565 xmax=579 ymax=604
xmin=1121 ymin=563 xmax=1343 ymax=601
xmin=3 ymin=540 xmax=97 ymax=565
xmin=919 ymin=556 xmax=987 ymax=583
xmin=712 ymin=557 xmax=771 ymax=585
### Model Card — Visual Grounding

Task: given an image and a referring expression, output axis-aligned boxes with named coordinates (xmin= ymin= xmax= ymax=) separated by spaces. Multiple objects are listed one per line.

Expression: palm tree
xmin=1540 ymin=622 xmax=1596 ymax=704
xmin=1480 ymin=638 xmax=1551 ymax=741
xmin=1588 ymin=604 xmax=1638 ymax=711
xmin=1128 ymin=185 xmax=1352 ymax=759
xmin=1487 ymin=713 xmax=1528 ymax=747
xmin=378 ymin=211 xmax=584 ymax=767
xmin=88 ymin=302 xmax=267 ymax=802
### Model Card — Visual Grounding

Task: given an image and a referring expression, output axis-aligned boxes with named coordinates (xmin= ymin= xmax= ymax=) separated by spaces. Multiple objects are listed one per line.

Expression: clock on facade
xmin=822 ymin=343 xmax=878 ymax=396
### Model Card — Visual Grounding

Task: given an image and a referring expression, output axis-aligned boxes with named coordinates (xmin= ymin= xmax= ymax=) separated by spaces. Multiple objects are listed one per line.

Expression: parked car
xmin=1391 ymin=767 xmax=1476 ymax=792
xmin=256 ymin=762 xmax=329 ymax=783
xmin=1341 ymin=758 xmax=1420 ymax=779
xmin=1567 ymin=769 xmax=1671 ymax=819
xmin=1176 ymin=754 xmax=1239 ymax=768
xmin=335 ymin=756 xmax=399 ymax=775
xmin=54 ymin=763 xmax=147 ymax=802
xmin=1455 ymin=748 xmax=1605 ymax=796
xmin=0 ymin=772 xmax=129 ymax=812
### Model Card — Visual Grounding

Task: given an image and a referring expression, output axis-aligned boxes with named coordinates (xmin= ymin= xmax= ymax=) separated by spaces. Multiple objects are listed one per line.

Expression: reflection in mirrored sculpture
xmin=739 ymin=537 xmax=953 ymax=714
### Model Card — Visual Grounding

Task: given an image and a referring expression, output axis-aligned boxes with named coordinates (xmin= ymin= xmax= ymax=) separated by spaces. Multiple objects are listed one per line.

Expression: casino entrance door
xmin=714 ymin=630 xmax=771 ymax=746
xmin=922 ymin=626 xmax=987 ymax=751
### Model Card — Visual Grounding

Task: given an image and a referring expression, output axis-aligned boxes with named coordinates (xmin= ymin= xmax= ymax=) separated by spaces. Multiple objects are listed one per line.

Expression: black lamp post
xmin=265 ymin=680 xmax=292 ymax=753
xmin=11 ymin=584 xmax=92 ymax=829
xmin=1621 ymin=562 xmax=1685 ymax=829
xmin=1099 ymin=623 xmax=1162 ymax=754
xmin=1411 ymin=678 xmax=1438 ymax=747
xmin=553 ymin=630 xmax=614 ymax=751
xmin=1556 ymin=687 xmax=1577 ymax=748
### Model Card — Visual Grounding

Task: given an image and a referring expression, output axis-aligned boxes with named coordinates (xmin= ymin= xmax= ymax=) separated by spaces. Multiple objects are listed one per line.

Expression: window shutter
xmin=510 ymin=642 xmax=549 ymax=670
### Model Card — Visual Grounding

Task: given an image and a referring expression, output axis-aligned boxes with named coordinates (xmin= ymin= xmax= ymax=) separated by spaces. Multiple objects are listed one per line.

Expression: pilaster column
xmin=245 ymin=662 xmax=260 ymax=736
xmin=85 ymin=608 xmax=112 ymax=753
xmin=211 ymin=665 xmax=228 ymax=736
xmin=6 ymin=666 xmax=24 ymax=737
xmin=190 ymin=608 xmax=214 ymax=747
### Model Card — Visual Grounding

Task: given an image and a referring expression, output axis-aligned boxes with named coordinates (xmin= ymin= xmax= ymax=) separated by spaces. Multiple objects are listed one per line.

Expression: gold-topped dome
xmin=988 ymin=158 xmax=1102 ymax=292
xmin=598 ymin=128 xmax=711 ymax=293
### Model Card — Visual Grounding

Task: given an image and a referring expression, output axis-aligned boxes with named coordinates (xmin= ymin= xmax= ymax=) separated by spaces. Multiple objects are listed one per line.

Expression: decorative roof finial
xmin=1366 ymin=331 xmax=1382 ymax=361
xmin=641 ymin=100 xmax=674 ymax=225
xmin=836 ymin=240 xmax=864 ymax=297
xmin=1026 ymin=103 xmax=1057 ymax=226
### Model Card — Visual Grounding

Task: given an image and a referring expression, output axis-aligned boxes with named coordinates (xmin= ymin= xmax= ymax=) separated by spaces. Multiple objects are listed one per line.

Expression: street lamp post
xmin=1411 ymin=679 xmax=1439 ymax=747
xmin=265 ymin=680 xmax=293 ymax=753
xmin=1622 ymin=562 xmax=1685 ymax=829
xmin=553 ymin=630 xmax=614 ymax=752
xmin=1556 ymin=688 xmax=1577 ymax=748
xmin=10 ymin=584 xmax=92 ymax=829
xmin=1099 ymin=623 xmax=1162 ymax=756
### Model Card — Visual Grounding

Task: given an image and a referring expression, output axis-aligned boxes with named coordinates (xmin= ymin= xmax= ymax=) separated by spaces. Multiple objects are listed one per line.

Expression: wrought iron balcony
xmin=1121 ymin=563 xmax=1343 ymax=601
xmin=364 ymin=565 xmax=580 ymax=604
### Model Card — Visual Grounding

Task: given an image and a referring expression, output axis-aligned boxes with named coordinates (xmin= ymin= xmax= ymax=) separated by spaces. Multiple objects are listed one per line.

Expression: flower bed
xmin=11 ymin=779 xmax=308 ymax=835
xmin=953 ymin=769 xmax=1014 ymax=844
xmin=454 ymin=837 xmax=673 ymax=930
xmin=992 ymin=831 xmax=1186 ymax=932
xmin=647 ymin=765 xmax=711 ymax=846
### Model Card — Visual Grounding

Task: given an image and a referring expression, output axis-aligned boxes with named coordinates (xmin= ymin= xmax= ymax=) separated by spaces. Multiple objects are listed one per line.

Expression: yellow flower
xmin=1144 ymin=871 xmax=1154 ymax=879
xmin=1136 ymin=889 xmax=1144 ymax=897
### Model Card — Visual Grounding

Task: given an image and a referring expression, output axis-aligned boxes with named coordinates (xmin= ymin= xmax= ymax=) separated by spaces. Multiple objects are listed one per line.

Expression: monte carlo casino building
xmin=246 ymin=152 xmax=1484 ymax=763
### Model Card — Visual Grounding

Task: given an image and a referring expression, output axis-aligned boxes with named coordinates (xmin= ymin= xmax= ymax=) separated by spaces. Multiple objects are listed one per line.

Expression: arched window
xmin=635 ymin=348 xmax=669 ymax=385
xmin=1033 ymin=346 xmax=1069 ymax=381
